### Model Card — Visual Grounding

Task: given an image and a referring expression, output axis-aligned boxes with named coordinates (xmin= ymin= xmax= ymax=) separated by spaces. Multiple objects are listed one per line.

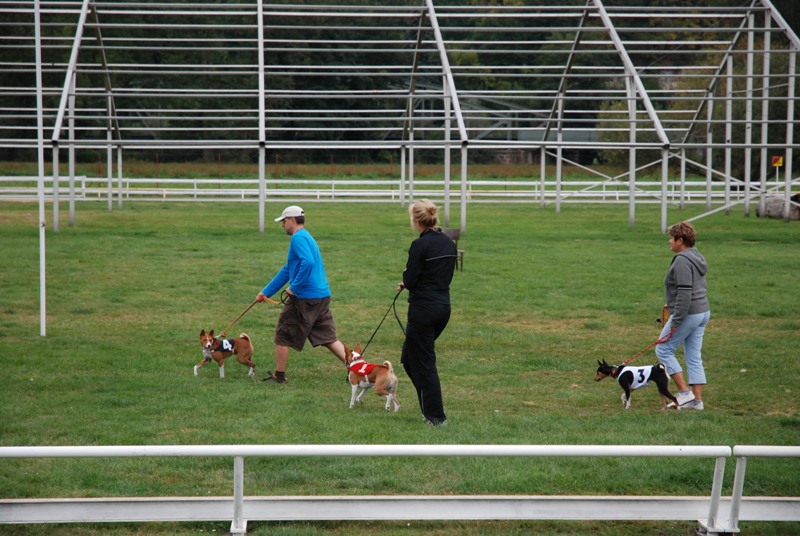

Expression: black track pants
xmin=401 ymin=300 xmax=450 ymax=424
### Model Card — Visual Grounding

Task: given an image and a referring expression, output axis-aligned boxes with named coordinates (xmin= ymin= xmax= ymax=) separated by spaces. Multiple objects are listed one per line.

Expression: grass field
xmin=1 ymin=197 xmax=798 ymax=535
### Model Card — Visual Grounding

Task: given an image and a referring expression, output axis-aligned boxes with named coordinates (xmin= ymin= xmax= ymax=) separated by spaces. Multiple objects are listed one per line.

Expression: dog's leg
xmin=194 ymin=357 xmax=211 ymax=376
xmin=657 ymin=381 xmax=679 ymax=409
xmin=349 ymin=384 xmax=359 ymax=409
xmin=621 ymin=387 xmax=632 ymax=410
xmin=356 ymin=385 xmax=371 ymax=404
xmin=219 ymin=363 xmax=225 ymax=379
xmin=391 ymin=384 xmax=400 ymax=412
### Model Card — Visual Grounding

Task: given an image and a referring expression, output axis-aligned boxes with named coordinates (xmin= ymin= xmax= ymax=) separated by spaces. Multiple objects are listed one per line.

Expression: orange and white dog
xmin=195 ymin=329 xmax=255 ymax=379
xmin=345 ymin=343 xmax=400 ymax=412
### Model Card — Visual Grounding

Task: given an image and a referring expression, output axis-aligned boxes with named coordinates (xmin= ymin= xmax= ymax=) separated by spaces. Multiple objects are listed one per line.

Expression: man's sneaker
xmin=676 ymin=390 xmax=695 ymax=406
xmin=683 ymin=400 xmax=704 ymax=411
xmin=259 ymin=372 xmax=286 ymax=384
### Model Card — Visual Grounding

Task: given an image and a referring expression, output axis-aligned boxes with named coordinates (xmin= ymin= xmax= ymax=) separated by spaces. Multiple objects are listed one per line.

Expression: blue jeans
xmin=655 ymin=310 xmax=711 ymax=385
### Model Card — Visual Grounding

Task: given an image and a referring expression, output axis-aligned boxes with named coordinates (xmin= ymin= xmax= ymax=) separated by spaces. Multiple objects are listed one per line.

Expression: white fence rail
xmin=1 ymin=444 xmax=798 ymax=534
xmin=2 ymin=175 xmax=789 ymax=205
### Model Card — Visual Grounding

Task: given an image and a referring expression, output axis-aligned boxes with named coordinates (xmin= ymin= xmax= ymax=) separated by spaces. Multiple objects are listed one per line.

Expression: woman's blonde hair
xmin=409 ymin=198 xmax=439 ymax=230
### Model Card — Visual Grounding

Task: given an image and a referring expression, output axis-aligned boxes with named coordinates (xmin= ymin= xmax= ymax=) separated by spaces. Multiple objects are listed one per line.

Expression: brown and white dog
xmin=195 ymin=329 xmax=255 ymax=379
xmin=345 ymin=343 xmax=400 ymax=412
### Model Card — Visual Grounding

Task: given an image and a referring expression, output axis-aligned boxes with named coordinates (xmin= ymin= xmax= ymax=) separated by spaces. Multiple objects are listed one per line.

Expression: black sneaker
xmin=259 ymin=372 xmax=286 ymax=384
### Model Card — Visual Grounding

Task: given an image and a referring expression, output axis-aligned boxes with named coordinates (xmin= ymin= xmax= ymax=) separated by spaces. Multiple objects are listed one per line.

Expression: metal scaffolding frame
xmin=1 ymin=0 xmax=799 ymax=233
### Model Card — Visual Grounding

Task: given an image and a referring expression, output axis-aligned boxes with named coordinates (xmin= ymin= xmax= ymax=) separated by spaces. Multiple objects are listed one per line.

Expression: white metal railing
xmin=1 ymin=444 xmax=797 ymax=534
xmin=2 ymin=175 xmax=789 ymax=205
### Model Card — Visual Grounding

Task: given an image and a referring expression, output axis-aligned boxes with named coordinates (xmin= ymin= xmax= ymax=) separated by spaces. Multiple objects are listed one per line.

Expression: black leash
xmin=361 ymin=289 xmax=406 ymax=355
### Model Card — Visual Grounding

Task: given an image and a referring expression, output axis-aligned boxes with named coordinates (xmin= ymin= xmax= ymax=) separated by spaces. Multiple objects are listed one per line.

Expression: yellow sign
xmin=772 ymin=156 xmax=784 ymax=167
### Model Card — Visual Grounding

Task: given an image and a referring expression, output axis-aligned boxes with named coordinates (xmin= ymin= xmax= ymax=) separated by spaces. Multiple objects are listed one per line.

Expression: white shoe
xmin=676 ymin=390 xmax=695 ymax=406
xmin=683 ymin=400 xmax=704 ymax=411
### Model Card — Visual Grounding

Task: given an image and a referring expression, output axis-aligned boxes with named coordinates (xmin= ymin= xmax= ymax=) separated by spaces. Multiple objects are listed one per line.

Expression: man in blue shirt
xmin=256 ymin=206 xmax=346 ymax=383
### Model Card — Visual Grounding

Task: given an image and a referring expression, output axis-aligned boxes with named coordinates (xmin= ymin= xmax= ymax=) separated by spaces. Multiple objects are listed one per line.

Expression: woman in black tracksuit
xmin=396 ymin=199 xmax=457 ymax=426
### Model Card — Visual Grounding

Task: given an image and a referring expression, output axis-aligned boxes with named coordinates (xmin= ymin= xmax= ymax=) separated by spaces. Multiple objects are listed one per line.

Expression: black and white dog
xmin=595 ymin=359 xmax=679 ymax=410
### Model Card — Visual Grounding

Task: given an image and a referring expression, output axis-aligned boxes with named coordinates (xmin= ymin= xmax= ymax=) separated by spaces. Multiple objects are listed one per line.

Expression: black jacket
xmin=403 ymin=228 xmax=457 ymax=305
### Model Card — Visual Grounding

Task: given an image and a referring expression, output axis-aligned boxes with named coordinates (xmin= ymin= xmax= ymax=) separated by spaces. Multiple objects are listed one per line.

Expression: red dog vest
xmin=348 ymin=359 xmax=379 ymax=377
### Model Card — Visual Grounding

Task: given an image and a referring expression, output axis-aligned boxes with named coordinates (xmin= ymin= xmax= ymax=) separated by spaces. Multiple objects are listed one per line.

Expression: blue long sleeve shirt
xmin=261 ymin=228 xmax=331 ymax=299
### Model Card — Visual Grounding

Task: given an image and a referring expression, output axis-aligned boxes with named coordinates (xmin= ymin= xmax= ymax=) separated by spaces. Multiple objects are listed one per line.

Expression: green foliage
xmin=1 ymin=199 xmax=798 ymax=535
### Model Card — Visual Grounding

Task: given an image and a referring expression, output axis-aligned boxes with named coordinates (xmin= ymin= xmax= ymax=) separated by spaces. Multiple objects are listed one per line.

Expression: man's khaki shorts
xmin=274 ymin=296 xmax=338 ymax=351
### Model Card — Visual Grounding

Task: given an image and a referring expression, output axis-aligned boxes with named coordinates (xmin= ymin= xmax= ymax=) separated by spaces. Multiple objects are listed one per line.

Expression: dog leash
xmin=361 ymin=289 xmax=405 ymax=356
xmin=621 ymin=327 xmax=676 ymax=366
xmin=218 ymin=292 xmax=284 ymax=338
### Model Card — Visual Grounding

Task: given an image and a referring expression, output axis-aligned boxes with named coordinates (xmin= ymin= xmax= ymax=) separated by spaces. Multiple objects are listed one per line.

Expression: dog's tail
xmin=383 ymin=360 xmax=393 ymax=373
xmin=239 ymin=333 xmax=253 ymax=349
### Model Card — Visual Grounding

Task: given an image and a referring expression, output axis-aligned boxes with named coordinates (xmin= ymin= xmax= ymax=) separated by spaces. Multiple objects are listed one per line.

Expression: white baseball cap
xmin=274 ymin=205 xmax=304 ymax=222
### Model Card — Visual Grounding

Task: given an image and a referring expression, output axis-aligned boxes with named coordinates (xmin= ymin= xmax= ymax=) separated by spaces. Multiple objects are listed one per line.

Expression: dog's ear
xmin=355 ymin=343 xmax=362 ymax=353
xmin=209 ymin=330 xmax=214 ymax=338
xmin=597 ymin=360 xmax=602 ymax=366
xmin=200 ymin=329 xmax=205 ymax=337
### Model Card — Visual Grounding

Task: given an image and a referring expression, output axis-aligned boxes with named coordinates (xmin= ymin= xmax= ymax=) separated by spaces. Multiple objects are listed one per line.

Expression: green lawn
xmin=1 ymin=199 xmax=798 ymax=535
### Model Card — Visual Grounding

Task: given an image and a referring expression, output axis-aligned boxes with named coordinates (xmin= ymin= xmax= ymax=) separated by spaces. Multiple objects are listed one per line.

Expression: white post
xmin=724 ymin=56 xmax=733 ymax=215
xmin=703 ymin=455 xmax=727 ymax=531
xmin=257 ymin=0 xmax=266 ymax=233
xmin=409 ymin=132 xmax=415 ymax=202
xmin=729 ymin=455 xmax=747 ymax=533
xmin=661 ymin=148 xmax=669 ymax=234
xmin=784 ymin=51 xmax=796 ymax=222
xmin=68 ymin=71 xmax=76 ymax=227
xmin=759 ymin=11 xmax=772 ymax=217
xmin=116 ymin=145 xmax=123 ymax=209
xmin=460 ymin=144 xmax=468 ymax=232
xmin=400 ymin=147 xmax=406 ymax=206
xmin=258 ymin=144 xmax=265 ymax=233
xmin=106 ymin=94 xmax=113 ymax=212
xmin=34 ymin=0 xmax=47 ymax=337
xmin=705 ymin=95 xmax=714 ymax=210
xmin=539 ymin=146 xmax=546 ymax=208
xmin=627 ymin=77 xmax=636 ymax=226
xmin=230 ymin=456 xmax=246 ymax=534
xmin=52 ymin=145 xmax=60 ymax=232
xmin=743 ymin=11 xmax=754 ymax=216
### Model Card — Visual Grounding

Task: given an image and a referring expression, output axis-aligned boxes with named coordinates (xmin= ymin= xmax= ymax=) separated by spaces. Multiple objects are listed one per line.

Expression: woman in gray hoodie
xmin=655 ymin=221 xmax=711 ymax=410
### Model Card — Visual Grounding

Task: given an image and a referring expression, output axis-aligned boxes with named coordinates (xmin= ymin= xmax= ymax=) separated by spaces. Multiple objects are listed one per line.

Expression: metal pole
xmin=444 ymin=77 xmax=452 ymax=227
xmin=661 ymin=149 xmax=669 ymax=234
xmin=230 ymin=456 xmax=246 ymax=534
xmin=704 ymin=455 xmax=727 ymax=531
xmin=784 ymin=51 xmax=796 ymax=222
xmin=34 ymin=0 xmax=46 ymax=337
xmin=540 ymin=146 xmax=546 ymax=208
xmin=258 ymin=144 xmax=265 ymax=233
xmin=627 ymin=77 xmax=636 ymax=226
xmin=744 ymin=11 xmax=754 ymax=216
xmin=52 ymin=144 xmax=60 ymax=232
xmin=729 ymin=455 xmax=747 ymax=533
xmin=759 ymin=10 xmax=772 ymax=217
xmin=724 ymin=56 xmax=733 ymax=215
xmin=68 ymin=72 xmax=76 ymax=227
xmin=460 ymin=143 xmax=468 ymax=233
xmin=400 ymin=147 xmax=406 ymax=206
xmin=706 ymin=97 xmax=714 ymax=211
xmin=116 ymin=146 xmax=123 ymax=209
xmin=257 ymin=0 xmax=266 ymax=233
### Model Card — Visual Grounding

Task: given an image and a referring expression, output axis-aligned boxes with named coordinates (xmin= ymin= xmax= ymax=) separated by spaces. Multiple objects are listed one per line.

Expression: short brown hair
xmin=668 ymin=221 xmax=697 ymax=247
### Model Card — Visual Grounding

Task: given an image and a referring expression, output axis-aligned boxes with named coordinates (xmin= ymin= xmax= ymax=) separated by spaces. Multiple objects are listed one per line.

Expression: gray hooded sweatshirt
xmin=664 ymin=247 xmax=710 ymax=329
